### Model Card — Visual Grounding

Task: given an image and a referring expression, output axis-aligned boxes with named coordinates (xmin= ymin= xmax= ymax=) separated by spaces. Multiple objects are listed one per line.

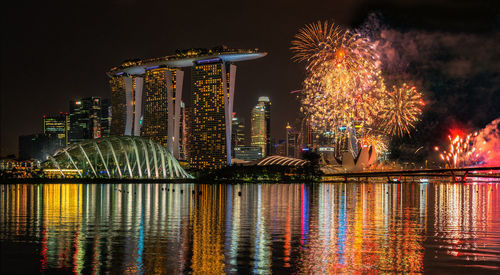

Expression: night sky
xmin=1 ymin=0 xmax=498 ymax=158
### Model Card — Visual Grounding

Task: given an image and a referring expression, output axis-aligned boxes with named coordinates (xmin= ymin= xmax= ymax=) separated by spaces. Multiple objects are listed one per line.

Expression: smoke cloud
xmin=472 ymin=118 xmax=500 ymax=166
xmin=358 ymin=13 xmax=500 ymax=161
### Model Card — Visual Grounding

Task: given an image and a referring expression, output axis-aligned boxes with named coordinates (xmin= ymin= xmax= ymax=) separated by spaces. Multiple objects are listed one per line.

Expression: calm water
xmin=1 ymin=182 xmax=499 ymax=274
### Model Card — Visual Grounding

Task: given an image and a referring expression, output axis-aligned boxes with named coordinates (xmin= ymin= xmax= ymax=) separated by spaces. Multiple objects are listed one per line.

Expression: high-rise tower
xmin=231 ymin=114 xmax=245 ymax=158
xmin=190 ymin=60 xmax=236 ymax=170
xmin=251 ymin=96 xmax=271 ymax=157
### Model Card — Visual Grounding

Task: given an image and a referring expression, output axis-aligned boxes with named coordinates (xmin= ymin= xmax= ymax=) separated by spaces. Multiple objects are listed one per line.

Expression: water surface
xmin=1 ymin=182 xmax=499 ymax=274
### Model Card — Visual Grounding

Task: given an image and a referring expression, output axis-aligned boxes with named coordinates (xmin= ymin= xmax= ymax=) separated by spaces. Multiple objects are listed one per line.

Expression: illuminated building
xmin=43 ymin=113 xmax=70 ymax=147
xmin=141 ymin=68 xmax=181 ymax=151
xmin=231 ymin=114 xmax=245 ymax=158
xmin=190 ymin=60 xmax=234 ymax=170
xmin=251 ymin=96 xmax=271 ymax=157
xmin=69 ymin=97 xmax=102 ymax=144
xmin=100 ymin=99 xmax=111 ymax=137
xmin=109 ymin=75 xmax=143 ymax=137
xmin=108 ymin=47 xmax=266 ymax=169
xmin=234 ymin=146 xmax=262 ymax=161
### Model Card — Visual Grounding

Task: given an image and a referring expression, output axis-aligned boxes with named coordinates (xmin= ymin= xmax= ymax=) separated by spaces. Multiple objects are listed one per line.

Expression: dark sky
xmin=1 ymin=0 xmax=498 ymax=157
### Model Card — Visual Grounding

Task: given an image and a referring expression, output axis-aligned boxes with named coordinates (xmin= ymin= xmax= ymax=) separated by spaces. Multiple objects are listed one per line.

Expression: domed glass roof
xmin=42 ymin=136 xmax=192 ymax=179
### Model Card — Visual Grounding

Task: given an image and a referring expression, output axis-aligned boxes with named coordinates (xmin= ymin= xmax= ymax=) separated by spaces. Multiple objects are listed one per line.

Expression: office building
xmin=42 ymin=113 xmax=70 ymax=147
xmin=69 ymin=97 xmax=102 ymax=144
xmin=251 ymin=96 xmax=271 ymax=157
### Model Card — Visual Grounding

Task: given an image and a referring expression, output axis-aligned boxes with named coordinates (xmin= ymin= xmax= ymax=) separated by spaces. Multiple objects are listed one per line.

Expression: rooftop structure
xmin=107 ymin=47 xmax=266 ymax=77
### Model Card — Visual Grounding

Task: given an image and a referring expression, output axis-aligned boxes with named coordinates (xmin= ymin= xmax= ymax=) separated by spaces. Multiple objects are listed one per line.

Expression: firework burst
xmin=291 ymin=21 xmax=379 ymax=71
xmin=380 ymin=83 xmax=425 ymax=137
xmin=292 ymin=21 xmax=387 ymax=132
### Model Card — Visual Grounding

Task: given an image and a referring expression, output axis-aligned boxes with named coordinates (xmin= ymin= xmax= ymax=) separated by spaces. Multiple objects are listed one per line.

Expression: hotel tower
xmin=107 ymin=47 xmax=266 ymax=169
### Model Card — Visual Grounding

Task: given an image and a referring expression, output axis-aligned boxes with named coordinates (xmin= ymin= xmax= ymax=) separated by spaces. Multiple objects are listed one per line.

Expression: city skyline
xmin=1 ymin=0 xmax=498 ymax=162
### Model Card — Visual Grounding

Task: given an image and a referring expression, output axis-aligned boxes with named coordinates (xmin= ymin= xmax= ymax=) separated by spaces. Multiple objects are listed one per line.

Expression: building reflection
xmin=0 ymin=182 xmax=498 ymax=273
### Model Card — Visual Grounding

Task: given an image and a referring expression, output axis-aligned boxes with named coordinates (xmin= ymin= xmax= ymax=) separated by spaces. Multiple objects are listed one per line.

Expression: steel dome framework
xmin=42 ymin=137 xmax=192 ymax=179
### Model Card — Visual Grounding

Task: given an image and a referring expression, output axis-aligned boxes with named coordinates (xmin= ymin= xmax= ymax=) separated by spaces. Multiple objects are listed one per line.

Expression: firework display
xmin=381 ymin=84 xmax=425 ymax=137
xmin=291 ymin=21 xmax=424 ymax=155
xmin=439 ymin=134 xmax=478 ymax=168
xmin=438 ymin=119 xmax=500 ymax=167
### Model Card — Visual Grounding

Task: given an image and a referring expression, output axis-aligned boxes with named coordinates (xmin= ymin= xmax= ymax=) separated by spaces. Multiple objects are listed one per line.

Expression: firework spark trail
xmin=439 ymin=133 xmax=477 ymax=168
xmin=439 ymin=119 xmax=500 ymax=167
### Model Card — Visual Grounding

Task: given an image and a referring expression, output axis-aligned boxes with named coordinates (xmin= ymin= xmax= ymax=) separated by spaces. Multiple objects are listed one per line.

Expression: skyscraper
xmin=42 ymin=113 xmax=70 ymax=147
xmin=190 ymin=61 xmax=235 ymax=170
xmin=251 ymin=96 xmax=271 ymax=157
xmin=107 ymin=47 xmax=266 ymax=169
xmin=69 ymin=97 xmax=102 ymax=144
xmin=231 ymin=114 xmax=245 ymax=158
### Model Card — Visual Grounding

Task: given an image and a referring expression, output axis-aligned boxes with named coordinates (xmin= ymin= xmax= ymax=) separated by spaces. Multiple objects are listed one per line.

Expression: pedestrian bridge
xmin=42 ymin=136 xmax=192 ymax=179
